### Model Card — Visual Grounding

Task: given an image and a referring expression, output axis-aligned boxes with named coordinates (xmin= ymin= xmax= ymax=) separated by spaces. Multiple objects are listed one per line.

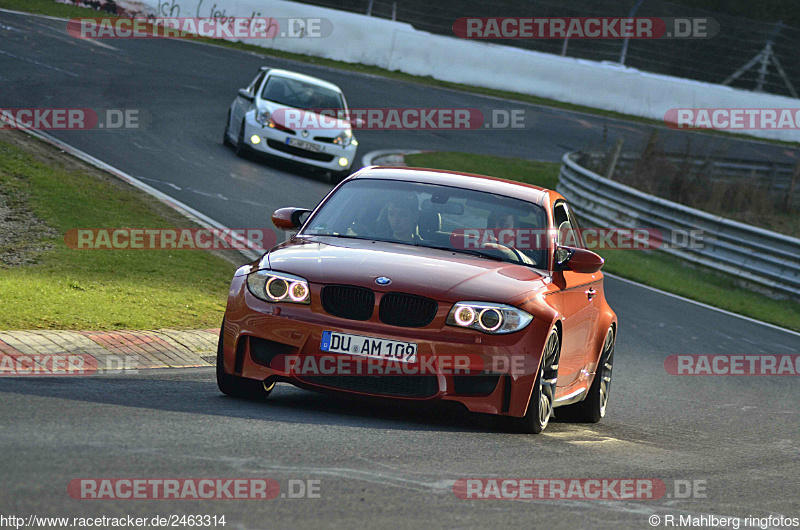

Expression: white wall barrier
xmin=67 ymin=0 xmax=800 ymax=142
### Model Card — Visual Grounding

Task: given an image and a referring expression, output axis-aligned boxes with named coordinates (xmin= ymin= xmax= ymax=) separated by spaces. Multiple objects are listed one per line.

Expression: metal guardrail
xmin=608 ymin=152 xmax=800 ymax=205
xmin=557 ymin=152 xmax=800 ymax=299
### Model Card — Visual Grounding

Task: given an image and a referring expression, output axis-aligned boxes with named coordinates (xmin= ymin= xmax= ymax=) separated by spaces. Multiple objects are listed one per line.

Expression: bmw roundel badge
xmin=375 ymin=277 xmax=391 ymax=286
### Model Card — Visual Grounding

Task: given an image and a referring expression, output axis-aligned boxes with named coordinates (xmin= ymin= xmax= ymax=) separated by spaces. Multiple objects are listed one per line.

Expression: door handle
xmin=585 ymin=288 xmax=596 ymax=300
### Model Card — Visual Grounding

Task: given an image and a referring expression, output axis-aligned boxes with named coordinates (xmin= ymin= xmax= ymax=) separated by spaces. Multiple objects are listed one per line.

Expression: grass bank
xmin=0 ymin=130 xmax=236 ymax=330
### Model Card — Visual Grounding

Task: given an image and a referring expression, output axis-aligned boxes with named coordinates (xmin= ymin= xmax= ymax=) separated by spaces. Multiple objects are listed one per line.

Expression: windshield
xmin=261 ymin=76 xmax=344 ymax=111
xmin=301 ymin=179 xmax=548 ymax=267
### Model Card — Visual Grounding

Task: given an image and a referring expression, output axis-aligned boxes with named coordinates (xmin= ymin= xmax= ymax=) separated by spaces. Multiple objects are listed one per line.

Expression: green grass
xmin=405 ymin=151 xmax=800 ymax=331
xmin=599 ymin=250 xmax=800 ymax=331
xmin=0 ymin=0 xmax=98 ymax=18
xmin=2 ymin=0 xmax=795 ymax=148
xmin=406 ymin=152 xmax=561 ymax=191
xmin=0 ymin=137 xmax=235 ymax=330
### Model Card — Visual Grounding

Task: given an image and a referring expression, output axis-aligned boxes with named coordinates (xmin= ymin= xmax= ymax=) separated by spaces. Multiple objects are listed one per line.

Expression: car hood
xmin=264 ymin=101 xmax=351 ymax=133
xmin=263 ymin=237 xmax=548 ymax=304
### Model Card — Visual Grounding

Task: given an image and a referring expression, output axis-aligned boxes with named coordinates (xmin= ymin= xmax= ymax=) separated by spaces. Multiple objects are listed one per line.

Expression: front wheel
xmin=234 ymin=120 xmax=250 ymax=158
xmin=560 ymin=327 xmax=614 ymax=423
xmin=216 ymin=320 xmax=273 ymax=400
xmin=223 ymin=111 xmax=233 ymax=147
xmin=507 ymin=327 xmax=559 ymax=434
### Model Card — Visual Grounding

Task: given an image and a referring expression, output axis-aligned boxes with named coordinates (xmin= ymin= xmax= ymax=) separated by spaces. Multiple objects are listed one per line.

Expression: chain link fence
xmin=298 ymin=0 xmax=799 ymax=98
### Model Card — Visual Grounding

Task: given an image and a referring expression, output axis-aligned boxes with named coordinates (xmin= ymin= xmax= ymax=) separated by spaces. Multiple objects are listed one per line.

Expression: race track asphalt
xmin=1 ymin=9 xmax=798 ymax=529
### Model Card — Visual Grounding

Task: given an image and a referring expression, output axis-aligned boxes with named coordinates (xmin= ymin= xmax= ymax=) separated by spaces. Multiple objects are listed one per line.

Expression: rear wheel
xmin=216 ymin=320 xmax=273 ymax=400
xmin=560 ymin=327 xmax=614 ymax=422
xmin=508 ymin=327 xmax=559 ymax=434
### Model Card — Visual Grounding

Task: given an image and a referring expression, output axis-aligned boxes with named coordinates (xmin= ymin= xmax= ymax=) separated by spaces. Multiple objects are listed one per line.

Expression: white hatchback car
xmin=224 ymin=68 xmax=359 ymax=183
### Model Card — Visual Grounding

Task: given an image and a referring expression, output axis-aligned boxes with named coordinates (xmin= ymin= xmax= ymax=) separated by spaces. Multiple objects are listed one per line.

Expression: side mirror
xmin=352 ymin=117 xmax=365 ymax=129
xmin=272 ymin=207 xmax=311 ymax=230
xmin=238 ymin=88 xmax=254 ymax=102
xmin=555 ymin=246 xmax=604 ymax=273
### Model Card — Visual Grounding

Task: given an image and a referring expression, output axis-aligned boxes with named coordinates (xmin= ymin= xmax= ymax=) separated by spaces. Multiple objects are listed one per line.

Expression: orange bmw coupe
xmin=217 ymin=166 xmax=617 ymax=433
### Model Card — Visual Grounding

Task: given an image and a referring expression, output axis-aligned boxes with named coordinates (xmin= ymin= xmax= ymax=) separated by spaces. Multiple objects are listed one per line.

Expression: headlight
xmin=446 ymin=302 xmax=532 ymax=334
xmin=255 ymin=109 xmax=271 ymax=127
xmin=246 ymin=270 xmax=310 ymax=304
xmin=333 ymin=129 xmax=352 ymax=146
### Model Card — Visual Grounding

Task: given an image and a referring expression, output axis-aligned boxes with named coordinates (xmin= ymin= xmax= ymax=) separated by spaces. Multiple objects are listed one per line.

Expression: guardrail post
xmin=605 ymin=138 xmax=624 ymax=180
xmin=786 ymin=162 xmax=800 ymax=212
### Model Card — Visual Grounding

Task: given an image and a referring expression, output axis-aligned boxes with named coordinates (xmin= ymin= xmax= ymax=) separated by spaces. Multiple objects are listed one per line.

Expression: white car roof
xmin=265 ymin=69 xmax=343 ymax=93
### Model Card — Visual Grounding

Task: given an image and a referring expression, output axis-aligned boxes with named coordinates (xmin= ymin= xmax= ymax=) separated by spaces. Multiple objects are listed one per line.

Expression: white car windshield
xmin=262 ymin=76 xmax=344 ymax=111
xmin=302 ymin=179 xmax=548 ymax=267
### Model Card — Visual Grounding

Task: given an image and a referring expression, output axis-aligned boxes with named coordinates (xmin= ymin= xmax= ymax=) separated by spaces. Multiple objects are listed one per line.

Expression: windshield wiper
xmin=413 ymin=243 xmax=505 ymax=262
xmin=306 ymin=233 xmax=365 ymax=240
xmin=309 ymin=236 xmax=512 ymax=263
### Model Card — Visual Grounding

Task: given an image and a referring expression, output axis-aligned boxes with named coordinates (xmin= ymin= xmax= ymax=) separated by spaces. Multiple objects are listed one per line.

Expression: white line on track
xmin=605 ymin=273 xmax=800 ymax=338
xmin=0 ymin=48 xmax=79 ymax=77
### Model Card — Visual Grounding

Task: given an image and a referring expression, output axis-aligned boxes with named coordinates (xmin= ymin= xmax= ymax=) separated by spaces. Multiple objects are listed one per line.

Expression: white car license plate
xmin=286 ymin=137 xmax=323 ymax=152
xmin=320 ymin=331 xmax=417 ymax=363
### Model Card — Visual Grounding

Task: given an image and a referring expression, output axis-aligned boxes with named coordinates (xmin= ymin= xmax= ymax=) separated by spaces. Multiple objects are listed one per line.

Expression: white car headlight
xmin=246 ymin=270 xmax=310 ymax=304
xmin=255 ymin=109 xmax=272 ymax=127
xmin=333 ymin=129 xmax=352 ymax=146
xmin=446 ymin=302 xmax=532 ymax=334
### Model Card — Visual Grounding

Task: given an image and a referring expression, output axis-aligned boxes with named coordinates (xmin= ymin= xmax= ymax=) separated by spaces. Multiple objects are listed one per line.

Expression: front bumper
xmin=221 ymin=275 xmax=552 ymax=417
xmin=243 ymin=116 xmax=357 ymax=172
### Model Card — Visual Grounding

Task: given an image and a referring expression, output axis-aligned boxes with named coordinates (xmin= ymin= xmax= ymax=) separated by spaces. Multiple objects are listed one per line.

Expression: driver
xmin=298 ymin=84 xmax=317 ymax=108
xmin=386 ymin=192 xmax=421 ymax=242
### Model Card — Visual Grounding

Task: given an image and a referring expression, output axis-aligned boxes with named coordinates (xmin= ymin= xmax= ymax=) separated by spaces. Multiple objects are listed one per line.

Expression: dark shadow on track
xmin=0 ymin=371 xmax=626 ymax=437
xmin=0 ymin=374 xmax=495 ymax=433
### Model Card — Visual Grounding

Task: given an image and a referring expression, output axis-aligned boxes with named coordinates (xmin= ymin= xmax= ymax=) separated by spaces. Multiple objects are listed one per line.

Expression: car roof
xmin=350 ymin=166 xmax=551 ymax=206
xmin=264 ymin=69 xmax=342 ymax=93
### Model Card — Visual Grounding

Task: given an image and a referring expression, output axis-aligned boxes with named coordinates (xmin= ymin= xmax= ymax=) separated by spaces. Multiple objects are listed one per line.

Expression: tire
xmin=216 ymin=319 xmax=273 ymax=400
xmin=234 ymin=120 xmax=250 ymax=158
xmin=223 ymin=111 xmax=233 ymax=147
xmin=560 ymin=327 xmax=614 ymax=423
xmin=508 ymin=327 xmax=560 ymax=434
